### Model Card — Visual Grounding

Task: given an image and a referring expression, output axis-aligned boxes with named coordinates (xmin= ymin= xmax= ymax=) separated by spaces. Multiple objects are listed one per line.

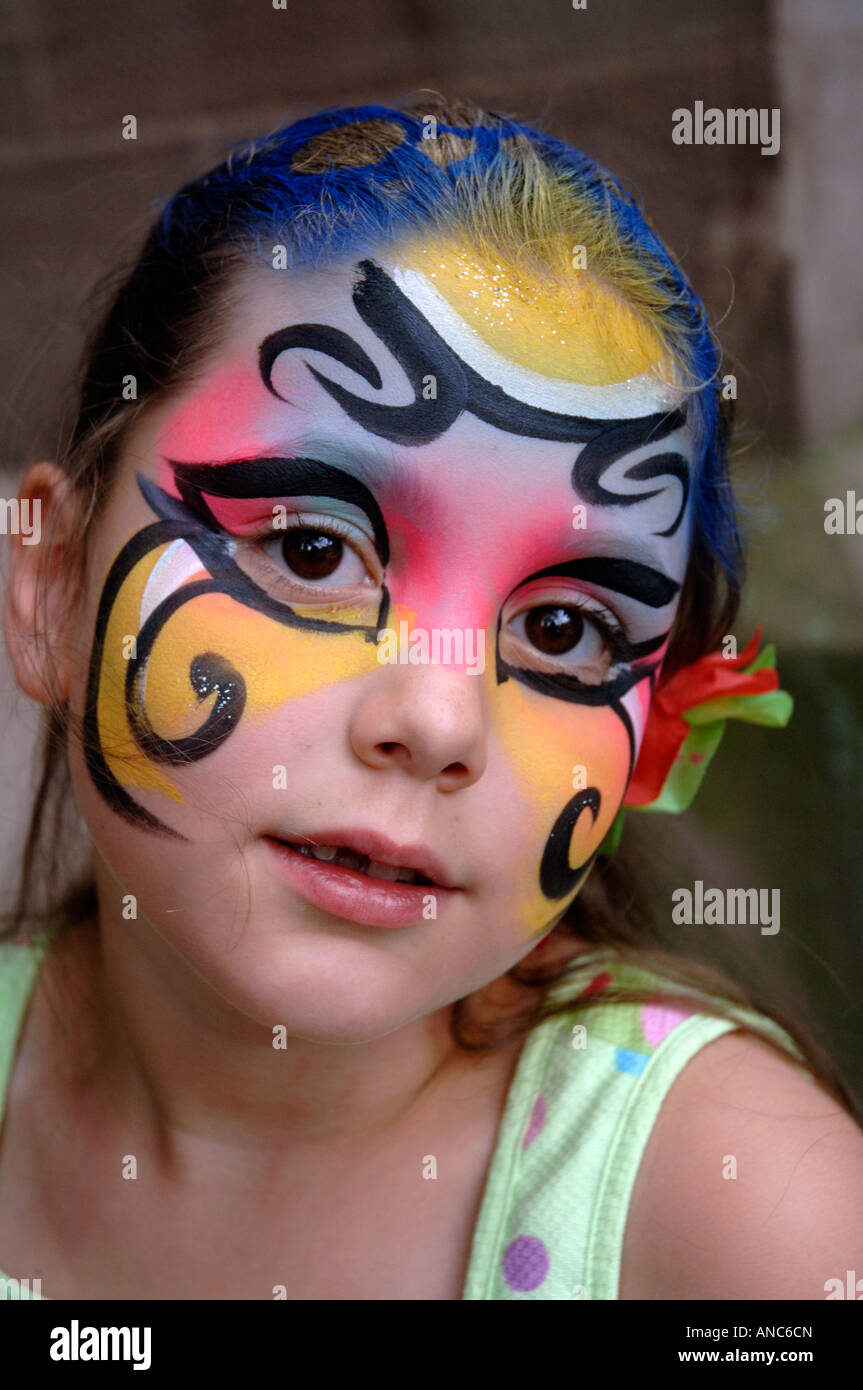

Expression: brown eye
xmin=525 ymin=605 xmax=585 ymax=655
xmin=281 ymin=529 xmax=343 ymax=580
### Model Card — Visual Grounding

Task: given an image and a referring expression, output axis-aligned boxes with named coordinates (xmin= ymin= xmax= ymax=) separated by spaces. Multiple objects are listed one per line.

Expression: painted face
xmin=70 ymin=236 xmax=694 ymax=1036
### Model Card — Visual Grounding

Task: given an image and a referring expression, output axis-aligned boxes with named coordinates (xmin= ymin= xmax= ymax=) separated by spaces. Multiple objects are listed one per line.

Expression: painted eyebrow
xmin=165 ymin=454 xmax=391 ymax=564
xmin=521 ymin=556 xmax=681 ymax=607
xmin=164 ymin=448 xmax=683 ymax=602
xmin=177 ymin=435 xmax=399 ymax=490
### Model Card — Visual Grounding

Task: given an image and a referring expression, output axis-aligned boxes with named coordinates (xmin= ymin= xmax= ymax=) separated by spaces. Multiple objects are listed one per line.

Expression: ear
xmin=2 ymin=462 xmax=87 ymax=706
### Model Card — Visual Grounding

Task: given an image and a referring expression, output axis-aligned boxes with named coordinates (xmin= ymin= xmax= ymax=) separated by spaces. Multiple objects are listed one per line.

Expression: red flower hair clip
xmin=599 ymin=628 xmax=793 ymax=855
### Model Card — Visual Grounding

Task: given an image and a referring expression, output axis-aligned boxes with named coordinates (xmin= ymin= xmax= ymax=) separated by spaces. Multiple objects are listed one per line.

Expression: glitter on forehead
xmin=395 ymin=238 xmax=672 ymax=387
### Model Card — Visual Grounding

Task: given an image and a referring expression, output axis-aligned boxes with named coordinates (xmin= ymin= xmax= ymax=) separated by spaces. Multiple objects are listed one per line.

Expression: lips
xmin=264 ymin=827 xmax=458 ymax=890
xmin=262 ymin=829 xmax=460 ymax=928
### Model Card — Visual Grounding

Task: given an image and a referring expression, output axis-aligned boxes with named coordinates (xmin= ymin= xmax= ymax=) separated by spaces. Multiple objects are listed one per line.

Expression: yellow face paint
xmin=393 ymin=236 xmax=671 ymax=386
xmin=489 ymin=665 xmax=631 ymax=938
xmin=94 ymin=536 xmax=385 ymax=811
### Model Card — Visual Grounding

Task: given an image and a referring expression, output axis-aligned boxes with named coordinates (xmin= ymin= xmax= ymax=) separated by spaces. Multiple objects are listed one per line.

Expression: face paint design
xmin=83 ymin=239 xmax=691 ymax=941
xmin=496 ymin=559 xmax=674 ymax=902
xmin=82 ymin=464 xmax=391 ymax=838
xmin=255 ymin=246 xmax=689 ymax=900
xmin=259 ymin=257 xmax=686 ymax=462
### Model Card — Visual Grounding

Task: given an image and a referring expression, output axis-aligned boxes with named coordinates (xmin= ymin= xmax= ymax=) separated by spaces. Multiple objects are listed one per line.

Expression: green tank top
xmin=0 ymin=932 xmax=806 ymax=1301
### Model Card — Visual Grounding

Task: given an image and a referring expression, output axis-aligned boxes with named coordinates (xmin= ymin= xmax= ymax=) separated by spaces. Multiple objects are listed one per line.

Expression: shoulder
xmin=619 ymin=1027 xmax=863 ymax=1299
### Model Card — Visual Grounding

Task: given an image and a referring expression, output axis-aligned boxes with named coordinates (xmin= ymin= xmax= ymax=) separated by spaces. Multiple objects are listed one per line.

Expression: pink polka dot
xmin=522 ymin=1092 xmax=547 ymax=1148
xmin=502 ymin=1236 xmax=549 ymax=1291
xmin=640 ymin=1003 xmax=693 ymax=1049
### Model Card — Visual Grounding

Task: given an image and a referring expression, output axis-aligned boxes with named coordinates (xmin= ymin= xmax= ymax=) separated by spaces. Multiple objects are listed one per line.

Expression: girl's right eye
xmin=237 ymin=516 xmax=383 ymax=600
xmin=276 ymin=528 xmax=356 ymax=583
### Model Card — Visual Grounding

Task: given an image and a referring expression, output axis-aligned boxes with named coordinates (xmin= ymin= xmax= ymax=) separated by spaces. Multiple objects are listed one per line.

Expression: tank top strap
xmin=462 ymin=952 xmax=806 ymax=1299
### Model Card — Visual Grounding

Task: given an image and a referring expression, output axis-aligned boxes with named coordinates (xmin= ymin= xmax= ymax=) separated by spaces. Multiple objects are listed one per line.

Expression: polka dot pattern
xmin=614 ymin=1047 xmax=649 ymax=1076
xmin=460 ymin=956 xmax=778 ymax=1300
xmin=502 ymin=1236 xmax=549 ymax=1292
xmin=640 ymin=1003 xmax=693 ymax=1049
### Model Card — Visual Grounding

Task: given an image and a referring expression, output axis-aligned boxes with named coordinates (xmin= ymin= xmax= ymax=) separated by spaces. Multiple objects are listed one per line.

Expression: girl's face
xmin=64 ymin=238 xmax=696 ymax=1042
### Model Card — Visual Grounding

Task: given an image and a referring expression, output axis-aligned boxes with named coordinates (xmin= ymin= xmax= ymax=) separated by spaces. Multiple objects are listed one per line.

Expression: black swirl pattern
xmin=259 ymin=258 xmax=690 ymax=537
xmin=83 ymin=475 xmax=390 ymax=840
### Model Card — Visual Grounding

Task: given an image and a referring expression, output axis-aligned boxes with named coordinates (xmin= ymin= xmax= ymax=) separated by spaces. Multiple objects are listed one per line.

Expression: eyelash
xmin=246 ymin=517 xmax=634 ymax=663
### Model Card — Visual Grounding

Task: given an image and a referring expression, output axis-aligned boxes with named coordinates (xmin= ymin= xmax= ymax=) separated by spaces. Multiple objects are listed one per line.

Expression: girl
xmin=1 ymin=97 xmax=861 ymax=1301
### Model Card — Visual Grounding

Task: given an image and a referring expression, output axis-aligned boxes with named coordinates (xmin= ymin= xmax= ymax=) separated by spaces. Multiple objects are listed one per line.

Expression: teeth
xmin=367 ymin=861 xmax=402 ymax=881
xmin=285 ymin=839 xmax=427 ymax=884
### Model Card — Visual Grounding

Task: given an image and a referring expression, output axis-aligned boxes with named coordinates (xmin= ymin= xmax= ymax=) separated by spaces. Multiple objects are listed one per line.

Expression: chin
xmin=186 ymin=932 xmax=447 ymax=1044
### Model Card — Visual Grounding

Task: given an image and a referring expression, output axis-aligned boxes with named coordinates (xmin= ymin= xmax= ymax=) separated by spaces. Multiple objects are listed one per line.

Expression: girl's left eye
xmin=504 ymin=599 xmax=625 ymax=680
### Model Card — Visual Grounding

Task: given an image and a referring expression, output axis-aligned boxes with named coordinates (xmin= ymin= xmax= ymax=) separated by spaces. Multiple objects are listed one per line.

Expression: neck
xmin=37 ymin=905 xmax=510 ymax=1182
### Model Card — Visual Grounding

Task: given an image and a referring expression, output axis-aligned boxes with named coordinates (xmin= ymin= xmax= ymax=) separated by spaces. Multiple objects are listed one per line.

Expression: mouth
xmin=265 ymin=827 xmax=456 ymax=888
xmin=261 ymin=828 xmax=460 ymax=929
xmin=277 ymin=841 xmax=435 ymax=885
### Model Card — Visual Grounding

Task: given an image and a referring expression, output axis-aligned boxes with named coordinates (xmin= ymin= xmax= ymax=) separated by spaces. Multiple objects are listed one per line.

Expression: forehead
xmin=150 ymin=235 xmax=694 ymax=543
xmin=204 ymin=234 xmax=681 ymax=406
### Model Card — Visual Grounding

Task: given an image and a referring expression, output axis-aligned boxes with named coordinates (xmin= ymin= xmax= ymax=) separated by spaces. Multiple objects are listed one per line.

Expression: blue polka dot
xmin=615 ymin=1047 xmax=649 ymax=1075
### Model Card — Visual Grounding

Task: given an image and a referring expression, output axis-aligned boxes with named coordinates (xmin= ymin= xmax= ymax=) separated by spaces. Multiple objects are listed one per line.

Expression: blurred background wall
xmin=1 ymin=0 xmax=861 ymax=1096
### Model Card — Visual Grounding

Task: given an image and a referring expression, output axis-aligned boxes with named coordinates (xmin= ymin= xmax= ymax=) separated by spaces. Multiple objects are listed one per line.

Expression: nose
xmin=349 ymin=661 xmax=488 ymax=790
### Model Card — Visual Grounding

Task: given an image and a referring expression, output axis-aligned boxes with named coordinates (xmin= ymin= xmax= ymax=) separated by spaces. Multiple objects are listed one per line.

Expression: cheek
xmin=92 ymin=536 xmax=381 ymax=806
xmin=490 ymin=674 xmax=633 ymax=937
